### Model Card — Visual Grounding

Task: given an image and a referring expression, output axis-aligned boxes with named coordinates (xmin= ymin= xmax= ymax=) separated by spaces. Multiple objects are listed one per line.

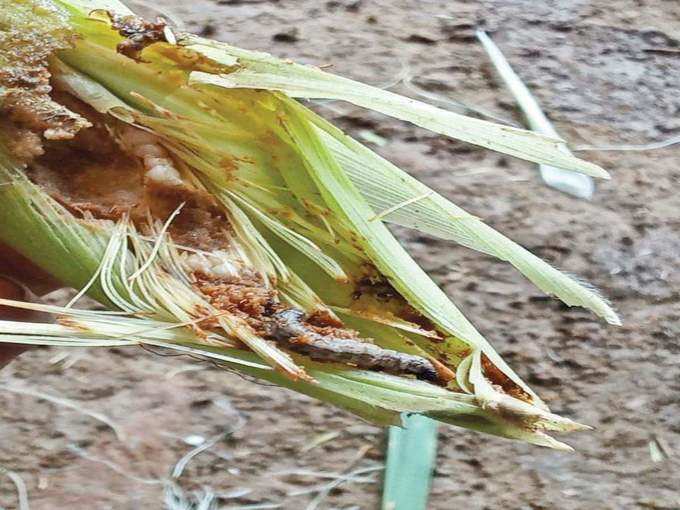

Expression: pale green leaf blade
xmin=314 ymin=122 xmax=621 ymax=325
xmin=382 ymin=414 xmax=438 ymax=510
xmin=59 ymin=0 xmax=132 ymax=12
xmin=186 ymin=38 xmax=609 ymax=178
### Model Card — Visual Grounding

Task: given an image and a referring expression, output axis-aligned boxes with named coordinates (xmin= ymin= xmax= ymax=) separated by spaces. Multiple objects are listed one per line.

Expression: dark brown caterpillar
xmin=270 ymin=309 xmax=440 ymax=384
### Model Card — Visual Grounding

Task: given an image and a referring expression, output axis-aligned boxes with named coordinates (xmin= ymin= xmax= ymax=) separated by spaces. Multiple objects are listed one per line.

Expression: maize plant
xmin=0 ymin=0 xmax=619 ymax=449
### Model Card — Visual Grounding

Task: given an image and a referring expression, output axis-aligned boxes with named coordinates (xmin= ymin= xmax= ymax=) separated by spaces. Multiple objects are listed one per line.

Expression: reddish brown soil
xmin=1 ymin=1 xmax=679 ymax=508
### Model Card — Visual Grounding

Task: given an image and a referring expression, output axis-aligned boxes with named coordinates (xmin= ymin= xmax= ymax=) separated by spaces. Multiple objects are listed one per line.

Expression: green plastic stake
xmin=382 ymin=414 xmax=438 ymax=510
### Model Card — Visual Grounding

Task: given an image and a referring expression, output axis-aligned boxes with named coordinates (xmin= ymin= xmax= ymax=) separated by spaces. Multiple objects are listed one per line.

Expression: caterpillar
xmin=270 ymin=308 xmax=441 ymax=384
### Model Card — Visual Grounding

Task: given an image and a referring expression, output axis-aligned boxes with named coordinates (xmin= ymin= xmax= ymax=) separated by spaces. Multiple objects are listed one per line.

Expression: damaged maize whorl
xmin=0 ymin=0 xmax=619 ymax=449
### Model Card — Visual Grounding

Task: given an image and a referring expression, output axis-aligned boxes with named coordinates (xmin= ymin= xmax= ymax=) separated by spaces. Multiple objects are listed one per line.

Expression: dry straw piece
xmin=0 ymin=0 xmax=618 ymax=449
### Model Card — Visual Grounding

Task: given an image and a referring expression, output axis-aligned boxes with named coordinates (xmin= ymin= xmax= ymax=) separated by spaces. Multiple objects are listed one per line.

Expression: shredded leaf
xmin=0 ymin=0 xmax=621 ymax=449
xmin=185 ymin=37 xmax=609 ymax=178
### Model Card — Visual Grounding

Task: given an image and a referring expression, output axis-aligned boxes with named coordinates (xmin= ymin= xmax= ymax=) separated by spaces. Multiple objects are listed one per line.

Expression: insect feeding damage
xmin=0 ymin=5 xmax=458 ymax=390
xmin=0 ymin=0 xmax=90 ymax=143
xmin=108 ymin=12 xmax=169 ymax=61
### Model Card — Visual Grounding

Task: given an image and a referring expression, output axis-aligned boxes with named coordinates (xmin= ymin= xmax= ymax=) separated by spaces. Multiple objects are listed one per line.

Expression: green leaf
xmin=56 ymin=0 xmax=132 ymax=13
xmin=186 ymin=37 xmax=609 ymax=178
xmin=313 ymin=117 xmax=621 ymax=325
xmin=0 ymin=143 xmax=115 ymax=306
xmin=382 ymin=415 xmax=438 ymax=510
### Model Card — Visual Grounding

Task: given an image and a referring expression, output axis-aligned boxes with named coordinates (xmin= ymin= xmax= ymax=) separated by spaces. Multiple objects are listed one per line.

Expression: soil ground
xmin=1 ymin=0 xmax=679 ymax=508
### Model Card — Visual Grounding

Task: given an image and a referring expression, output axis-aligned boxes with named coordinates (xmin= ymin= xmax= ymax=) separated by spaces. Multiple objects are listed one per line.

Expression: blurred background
xmin=1 ymin=0 xmax=679 ymax=508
